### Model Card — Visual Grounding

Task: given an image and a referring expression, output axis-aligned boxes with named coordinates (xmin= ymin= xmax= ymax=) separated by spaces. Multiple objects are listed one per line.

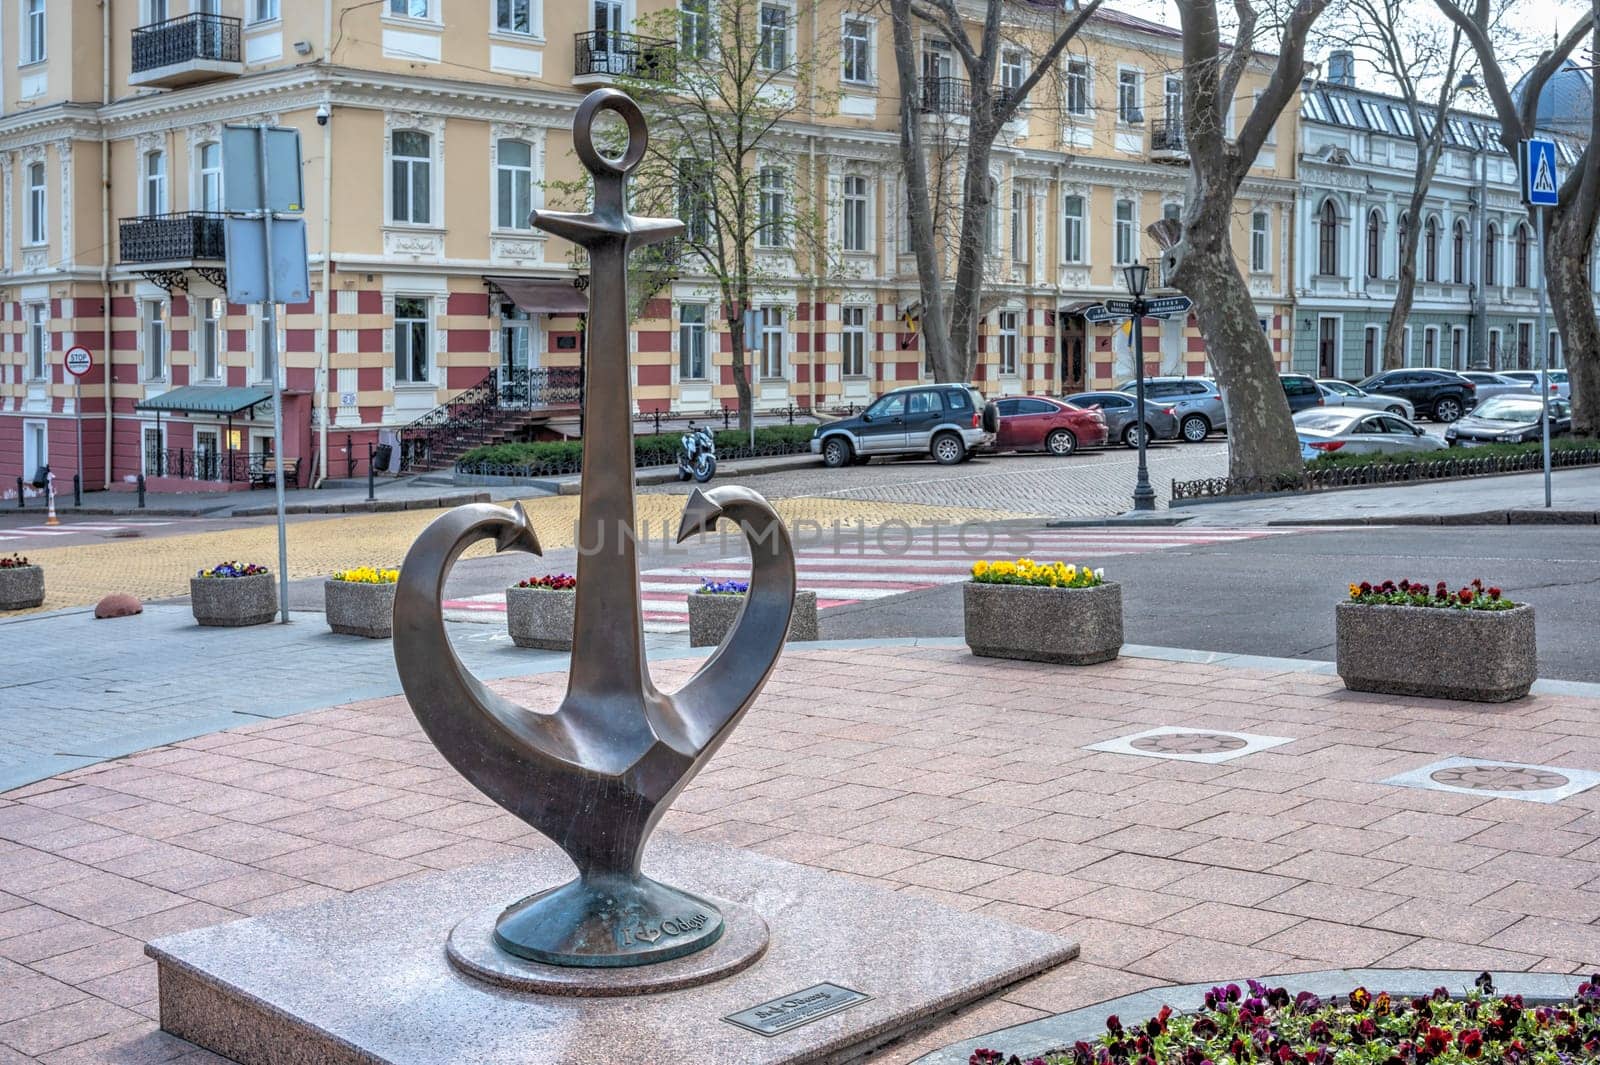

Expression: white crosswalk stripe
xmin=444 ymin=526 xmax=1305 ymax=634
xmin=0 ymin=519 xmax=173 ymax=542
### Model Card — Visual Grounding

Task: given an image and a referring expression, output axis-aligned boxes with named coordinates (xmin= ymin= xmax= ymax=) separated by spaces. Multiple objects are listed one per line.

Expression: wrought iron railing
xmin=1171 ymin=446 xmax=1600 ymax=501
xmin=1150 ymin=119 xmax=1186 ymax=153
xmin=498 ymin=366 xmax=585 ymax=410
xmin=119 ymin=212 xmax=227 ymax=263
xmin=131 ymin=12 xmax=241 ymax=73
xmin=574 ymin=30 xmax=676 ymax=79
xmin=920 ymin=76 xmax=971 ymax=115
xmin=400 ymin=366 xmax=585 ymax=469
xmin=144 ymin=447 xmax=266 ymax=484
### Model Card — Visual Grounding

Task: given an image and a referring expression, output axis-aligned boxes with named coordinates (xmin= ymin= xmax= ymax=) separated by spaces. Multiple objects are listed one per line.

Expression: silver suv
xmin=811 ymin=384 xmax=997 ymax=467
xmin=1116 ymin=377 xmax=1226 ymax=443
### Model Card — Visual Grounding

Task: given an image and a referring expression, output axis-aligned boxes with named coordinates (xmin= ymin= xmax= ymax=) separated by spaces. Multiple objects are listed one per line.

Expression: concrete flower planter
xmin=0 ymin=565 xmax=44 ymax=610
xmin=506 ymin=586 xmax=576 ymax=651
xmin=324 ymin=580 xmax=396 ymax=639
xmin=963 ymin=581 xmax=1123 ymax=665
xmin=1336 ymin=601 xmax=1536 ymax=702
xmin=688 ymin=590 xmax=818 ymax=648
xmin=190 ymin=573 xmax=277 ymax=628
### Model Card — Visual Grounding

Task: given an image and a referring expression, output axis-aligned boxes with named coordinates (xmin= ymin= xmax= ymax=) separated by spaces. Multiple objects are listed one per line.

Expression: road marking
xmin=0 ymin=519 xmax=174 ymax=541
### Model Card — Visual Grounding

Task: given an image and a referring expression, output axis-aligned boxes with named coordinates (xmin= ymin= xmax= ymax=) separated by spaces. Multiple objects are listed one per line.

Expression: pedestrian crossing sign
xmin=1523 ymin=138 xmax=1559 ymax=207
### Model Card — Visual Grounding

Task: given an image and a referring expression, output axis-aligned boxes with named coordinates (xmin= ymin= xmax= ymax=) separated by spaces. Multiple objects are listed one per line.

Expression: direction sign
xmin=223 ymin=125 xmax=305 ymax=214
xmin=1104 ymin=298 xmax=1136 ymax=314
xmin=64 ymin=345 xmax=92 ymax=377
xmin=224 ymin=216 xmax=311 ymax=305
xmin=1523 ymin=138 xmax=1559 ymax=207
xmin=1082 ymin=305 xmax=1122 ymax=323
xmin=1145 ymin=295 xmax=1193 ymax=317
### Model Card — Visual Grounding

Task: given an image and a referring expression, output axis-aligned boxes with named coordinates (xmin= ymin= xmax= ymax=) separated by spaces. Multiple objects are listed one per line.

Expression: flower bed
xmin=687 ymin=578 xmax=818 ymax=647
xmin=0 ymin=553 xmax=44 ymax=611
xmin=506 ymin=574 xmax=577 ymax=651
xmin=325 ymin=567 xmax=398 ymax=639
xmin=974 ymin=976 xmax=1600 ymax=1064
xmin=964 ymin=560 xmax=1120 ymax=666
xmin=191 ymin=562 xmax=276 ymax=627
xmin=1338 ymin=578 xmax=1534 ymax=702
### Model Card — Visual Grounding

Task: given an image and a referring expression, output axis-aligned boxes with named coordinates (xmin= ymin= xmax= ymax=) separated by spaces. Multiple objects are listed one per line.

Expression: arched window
xmin=1485 ymin=223 xmax=1499 ymax=286
xmin=1398 ymin=211 xmax=1410 ymax=261
xmin=1451 ymin=219 xmax=1466 ymax=283
xmin=1365 ymin=209 xmax=1381 ymax=279
xmin=1423 ymin=216 xmax=1439 ymax=282
xmin=1318 ymin=199 xmax=1339 ymax=276
xmin=1515 ymin=223 xmax=1530 ymax=287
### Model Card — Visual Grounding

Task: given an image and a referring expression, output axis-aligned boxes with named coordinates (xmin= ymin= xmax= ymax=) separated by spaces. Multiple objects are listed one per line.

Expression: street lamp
xmin=1122 ymin=263 xmax=1157 ymax=511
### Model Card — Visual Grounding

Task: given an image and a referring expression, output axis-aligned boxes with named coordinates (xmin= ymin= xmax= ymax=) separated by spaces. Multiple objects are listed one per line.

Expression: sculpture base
xmin=493 ymin=873 xmax=725 ymax=967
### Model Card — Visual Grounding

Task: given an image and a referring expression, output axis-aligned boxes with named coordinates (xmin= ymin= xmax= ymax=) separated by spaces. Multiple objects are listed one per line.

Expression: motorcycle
xmin=676 ymin=422 xmax=717 ymax=483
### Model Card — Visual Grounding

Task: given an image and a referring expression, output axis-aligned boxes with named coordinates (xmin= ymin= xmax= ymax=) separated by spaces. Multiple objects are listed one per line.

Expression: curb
xmin=1270 ymin=509 xmax=1600 ymax=527
xmin=229 ymin=492 xmax=491 ymax=517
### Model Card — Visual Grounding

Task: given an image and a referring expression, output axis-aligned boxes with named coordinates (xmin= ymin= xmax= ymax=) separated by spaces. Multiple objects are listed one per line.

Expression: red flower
xmin=1459 ymin=589 xmax=1474 ymax=604
xmin=1422 ymin=1026 xmax=1452 ymax=1055
xmin=1459 ymin=1029 xmax=1483 ymax=1058
xmin=1489 ymin=588 xmax=1502 ymax=600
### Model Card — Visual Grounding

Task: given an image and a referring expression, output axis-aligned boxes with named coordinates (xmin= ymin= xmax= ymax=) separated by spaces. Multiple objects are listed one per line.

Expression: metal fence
xmin=1171 ymin=447 xmax=1600 ymax=501
xmin=143 ymin=447 xmax=284 ymax=485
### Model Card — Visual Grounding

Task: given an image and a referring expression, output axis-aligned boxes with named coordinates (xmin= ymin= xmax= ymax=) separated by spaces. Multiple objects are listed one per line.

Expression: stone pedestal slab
xmin=146 ymin=837 xmax=1077 ymax=1065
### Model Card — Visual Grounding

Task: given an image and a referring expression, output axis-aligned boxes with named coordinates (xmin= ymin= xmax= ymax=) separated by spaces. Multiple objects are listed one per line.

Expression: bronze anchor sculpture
xmin=392 ymin=90 xmax=796 ymax=968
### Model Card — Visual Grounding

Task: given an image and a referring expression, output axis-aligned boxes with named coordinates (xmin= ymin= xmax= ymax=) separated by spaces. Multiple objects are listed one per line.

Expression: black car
xmin=1355 ymin=369 xmax=1477 ymax=422
xmin=1445 ymin=396 xmax=1572 ymax=446
xmin=1280 ymin=373 xmax=1326 ymax=413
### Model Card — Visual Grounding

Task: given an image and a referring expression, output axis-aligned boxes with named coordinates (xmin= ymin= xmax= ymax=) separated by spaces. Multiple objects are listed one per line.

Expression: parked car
xmin=1280 ymin=373 xmax=1327 ymax=412
xmin=1062 ymin=391 xmax=1182 ymax=448
xmin=1294 ymin=408 xmax=1448 ymax=462
xmin=1354 ymin=369 xmax=1478 ymax=422
xmin=992 ymin=397 xmax=1108 ymax=456
xmin=1445 ymin=396 xmax=1573 ymax=446
xmin=1458 ymin=370 xmax=1535 ymax=402
xmin=1114 ymin=377 xmax=1226 ymax=443
xmin=1498 ymin=369 xmax=1571 ymax=399
xmin=811 ymin=383 xmax=997 ymax=468
xmin=1317 ymin=379 xmax=1415 ymax=420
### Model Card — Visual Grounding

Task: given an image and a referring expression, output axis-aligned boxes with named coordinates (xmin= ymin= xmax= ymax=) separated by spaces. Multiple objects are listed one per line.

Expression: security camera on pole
xmin=222 ymin=124 xmax=312 ymax=623
xmin=1521 ymin=137 xmax=1559 ymax=510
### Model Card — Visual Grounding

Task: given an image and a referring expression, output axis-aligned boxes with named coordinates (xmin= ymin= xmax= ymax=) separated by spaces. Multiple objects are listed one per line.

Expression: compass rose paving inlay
xmin=1384 ymin=757 xmax=1600 ymax=804
xmin=1085 ymin=726 xmax=1294 ymax=765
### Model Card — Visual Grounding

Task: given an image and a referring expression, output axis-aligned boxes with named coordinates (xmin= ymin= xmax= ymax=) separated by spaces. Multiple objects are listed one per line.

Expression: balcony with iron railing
xmin=573 ymin=30 xmax=676 ymax=83
xmin=119 ymin=213 xmax=227 ymax=265
xmin=1150 ymin=118 xmax=1188 ymax=162
xmin=920 ymin=76 xmax=971 ymax=116
xmin=130 ymin=12 xmax=242 ymax=89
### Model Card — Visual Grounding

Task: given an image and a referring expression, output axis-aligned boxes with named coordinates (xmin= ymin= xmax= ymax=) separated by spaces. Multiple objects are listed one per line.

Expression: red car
xmin=993 ymin=396 xmax=1108 ymax=456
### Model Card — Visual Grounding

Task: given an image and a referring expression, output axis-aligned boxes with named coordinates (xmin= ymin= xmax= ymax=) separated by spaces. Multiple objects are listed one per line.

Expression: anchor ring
xmin=572 ymin=89 xmax=649 ymax=178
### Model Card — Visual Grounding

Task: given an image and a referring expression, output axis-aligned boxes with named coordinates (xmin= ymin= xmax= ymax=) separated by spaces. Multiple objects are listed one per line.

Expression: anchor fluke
xmin=676 ymin=488 xmax=725 ymax=544
xmin=493 ymin=501 xmax=542 ymax=556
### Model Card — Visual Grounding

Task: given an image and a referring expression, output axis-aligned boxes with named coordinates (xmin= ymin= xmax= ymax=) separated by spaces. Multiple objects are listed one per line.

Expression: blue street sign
xmin=1082 ymin=305 xmax=1121 ymax=323
xmin=1523 ymin=138 xmax=1559 ymax=207
xmin=1145 ymin=295 xmax=1193 ymax=316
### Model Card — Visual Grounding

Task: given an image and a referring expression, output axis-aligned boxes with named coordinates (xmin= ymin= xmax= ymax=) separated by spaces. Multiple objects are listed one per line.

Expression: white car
xmin=1498 ymin=370 xmax=1570 ymax=399
xmin=1294 ymin=408 xmax=1449 ymax=462
xmin=1459 ymin=370 xmax=1535 ymax=402
xmin=1317 ymin=380 xmax=1415 ymax=420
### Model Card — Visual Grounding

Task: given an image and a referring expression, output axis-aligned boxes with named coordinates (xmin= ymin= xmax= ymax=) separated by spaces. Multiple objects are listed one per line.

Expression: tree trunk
xmin=1544 ymin=203 xmax=1600 ymax=438
xmin=727 ymin=281 xmax=754 ymax=433
xmin=947 ymin=132 xmax=996 ymax=382
xmin=1383 ymin=219 xmax=1421 ymax=370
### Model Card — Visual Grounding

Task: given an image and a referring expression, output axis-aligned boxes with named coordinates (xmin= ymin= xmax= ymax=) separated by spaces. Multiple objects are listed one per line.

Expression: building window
xmin=1062 ymin=194 xmax=1085 ymax=263
xmin=1451 ymin=326 xmax=1465 ymax=369
xmin=1365 ymin=209 xmax=1381 ymax=279
xmin=1363 ymin=325 xmax=1379 ymax=377
xmin=1485 ymin=223 xmax=1499 ymax=286
xmin=199 ymin=298 xmax=221 ymax=380
xmin=758 ymin=3 xmax=789 ymax=71
xmin=997 ymin=311 xmax=1019 ymax=375
xmin=1250 ymin=210 xmax=1269 ymax=272
xmin=1424 ymin=326 xmax=1438 ymax=367
xmin=390 ymin=0 xmax=430 ymax=17
xmin=144 ymin=150 xmax=168 ymax=216
xmin=1515 ymin=223 xmax=1530 ymax=287
xmin=394 ymin=297 xmax=430 ymax=383
xmin=1402 ymin=325 xmax=1413 ymax=366
xmin=1423 ymin=216 xmax=1439 ymax=282
xmin=1317 ymin=199 xmax=1338 ymax=276
xmin=198 ymin=142 xmax=223 ymax=213
xmin=26 ymin=304 xmax=47 ymax=381
xmin=841 ymin=305 xmax=867 ymax=377
xmin=757 ymin=166 xmax=786 ymax=247
xmin=681 ymin=0 xmax=710 ymax=58
xmin=1550 ymin=329 xmax=1563 ymax=367
xmin=1065 ymin=57 xmax=1089 ymax=115
xmin=678 ymin=159 xmax=712 ymax=244
xmin=391 ymin=131 xmax=432 ymax=225
xmin=1397 ymin=211 xmax=1410 ymax=267
xmin=1164 ymin=76 xmax=1182 ymax=126
xmin=144 ymin=300 xmax=167 ymax=380
xmin=841 ymin=17 xmax=871 ymax=83
xmin=1010 ymin=186 xmax=1026 ymax=261
xmin=842 ymin=174 xmax=869 ymax=253
xmin=1517 ymin=321 xmax=1533 ymax=369
xmin=251 ymin=0 xmax=279 ymax=22
xmin=1114 ymin=199 xmax=1135 ymax=265
xmin=496 ymin=139 xmax=533 ymax=230
xmin=1451 ymin=219 xmax=1466 ymax=283
xmin=1318 ymin=317 xmax=1338 ymax=378
xmin=985 ymin=178 xmax=1000 ymax=256
xmin=26 ymin=162 xmax=46 ymax=245
xmin=496 ymin=0 xmax=535 ymax=35
xmin=759 ymin=306 xmax=785 ymax=378
xmin=678 ymin=303 xmax=707 ymax=380
xmin=999 ymin=49 xmax=1026 ymax=98
xmin=1117 ymin=69 xmax=1142 ymax=123
xmin=1488 ymin=329 xmax=1501 ymax=370
xmin=23 ymin=0 xmax=45 ymax=64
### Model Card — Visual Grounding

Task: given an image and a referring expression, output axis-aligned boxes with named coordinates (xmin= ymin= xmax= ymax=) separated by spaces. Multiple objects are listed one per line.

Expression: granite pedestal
xmin=147 ymin=837 xmax=1078 ymax=1065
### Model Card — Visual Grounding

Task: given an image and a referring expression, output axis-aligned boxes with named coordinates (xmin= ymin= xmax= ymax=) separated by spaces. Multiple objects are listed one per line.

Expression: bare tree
xmin=1434 ymin=0 xmax=1599 ymax=437
xmin=889 ymin=0 xmax=1103 ymax=383
xmin=1151 ymin=0 xmax=1333 ymax=482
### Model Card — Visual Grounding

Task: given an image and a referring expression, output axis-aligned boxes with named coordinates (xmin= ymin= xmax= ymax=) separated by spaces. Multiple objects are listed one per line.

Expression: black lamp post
xmin=1123 ymin=263 xmax=1157 ymax=511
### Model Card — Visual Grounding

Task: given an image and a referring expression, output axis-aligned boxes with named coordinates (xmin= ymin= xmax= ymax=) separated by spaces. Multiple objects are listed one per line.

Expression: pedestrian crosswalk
xmin=443 ymin=526 xmax=1306 ymax=634
xmin=0 ymin=519 xmax=173 ymax=542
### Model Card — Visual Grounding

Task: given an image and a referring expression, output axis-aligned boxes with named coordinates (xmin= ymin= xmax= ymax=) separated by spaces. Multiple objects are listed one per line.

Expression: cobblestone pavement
xmin=6 ymin=495 xmax=1023 ymax=616
xmin=644 ymin=441 xmax=1230 ymax=514
xmin=5 ymin=644 xmax=1600 ymax=1061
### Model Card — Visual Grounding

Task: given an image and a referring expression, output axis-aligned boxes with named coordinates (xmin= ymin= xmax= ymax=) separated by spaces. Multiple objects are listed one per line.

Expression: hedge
xmin=458 ymin=424 xmax=818 ymax=470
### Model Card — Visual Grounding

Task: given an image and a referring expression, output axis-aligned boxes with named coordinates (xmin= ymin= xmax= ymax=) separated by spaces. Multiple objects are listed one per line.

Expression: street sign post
xmin=65 ymin=345 xmax=91 ymax=502
xmin=1082 ymin=304 xmax=1121 ymax=324
xmin=1103 ymin=297 xmax=1136 ymax=315
xmin=1145 ymin=295 xmax=1193 ymax=317
xmin=1522 ymin=137 xmax=1558 ymax=508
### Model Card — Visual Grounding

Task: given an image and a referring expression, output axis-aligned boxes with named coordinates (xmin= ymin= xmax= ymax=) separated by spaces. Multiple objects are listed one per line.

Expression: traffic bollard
xmin=137 ymin=474 xmax=146 ymax=509
xmin=15 ymin=476 xmax=23 ymax=509
xmin=367 ymin=443 xmax=376 ymax=502
xmin=73 ymin=473 xmax=82 ymax=507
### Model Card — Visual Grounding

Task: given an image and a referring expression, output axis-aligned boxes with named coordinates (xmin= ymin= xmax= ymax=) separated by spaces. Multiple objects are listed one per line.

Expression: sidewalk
xmin=1175 ymin=466 xmax=1600 ymax=527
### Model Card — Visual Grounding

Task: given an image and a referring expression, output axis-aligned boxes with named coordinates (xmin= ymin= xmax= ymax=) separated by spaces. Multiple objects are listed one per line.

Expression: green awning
xmin=134 ymin=385 xmax=274 ymax=416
